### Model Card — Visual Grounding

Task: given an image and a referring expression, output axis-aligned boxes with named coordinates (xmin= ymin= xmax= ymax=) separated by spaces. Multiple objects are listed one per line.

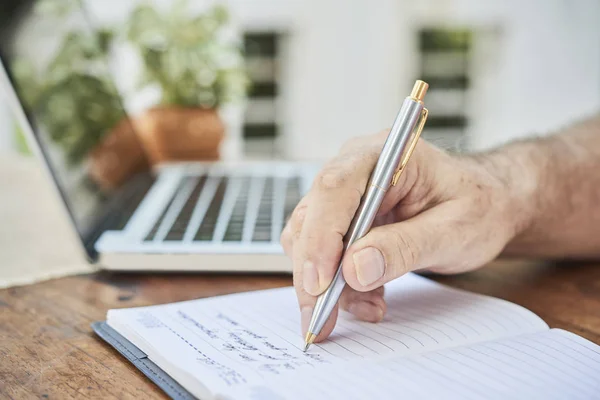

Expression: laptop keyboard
xmin=223 ymin=178 xmax=251 ymax=242
xmin=144 ymin=174 xmax=303 ymax=244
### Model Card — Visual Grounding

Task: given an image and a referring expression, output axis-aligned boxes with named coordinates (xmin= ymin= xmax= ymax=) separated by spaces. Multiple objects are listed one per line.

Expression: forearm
xmin=479 ymin=114 xmax=600 ymax=259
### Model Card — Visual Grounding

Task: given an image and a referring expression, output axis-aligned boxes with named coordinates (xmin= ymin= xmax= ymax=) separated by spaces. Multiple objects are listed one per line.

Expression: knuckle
xmin=293 ymin=227 xmax=302 ymax=241
xmin=315 ymin=164 xmax=350 ymax=191
xmin=292 ymin=205 xmax=307 ymax=227
xmin=280 ymin=226 xmax=291 ymax=246
xmin=289 ymin=196 xmax=308 ymax=221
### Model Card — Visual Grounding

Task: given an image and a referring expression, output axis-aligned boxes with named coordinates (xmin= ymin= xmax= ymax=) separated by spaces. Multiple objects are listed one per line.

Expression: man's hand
xmin=280 ymin=130 xmax=533 ymax=342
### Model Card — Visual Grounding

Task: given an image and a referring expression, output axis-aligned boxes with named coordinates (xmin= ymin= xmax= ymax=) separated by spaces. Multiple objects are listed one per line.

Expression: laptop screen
xmin=0 ymin=0 xmax=153 ymax=259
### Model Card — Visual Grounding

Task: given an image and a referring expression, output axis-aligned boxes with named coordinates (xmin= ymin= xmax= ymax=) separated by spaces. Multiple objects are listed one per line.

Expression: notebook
xmin=94 ymin=273 xmax=600 ymax=400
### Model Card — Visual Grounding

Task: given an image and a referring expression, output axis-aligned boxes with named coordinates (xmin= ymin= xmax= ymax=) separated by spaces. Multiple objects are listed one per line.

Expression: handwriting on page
xmin=215 ymin=274 xmax=548 ymax=361
xmin=128 ymin=300 xmax=331 ymax=388
xmin=110 ymin=273 xmax=550 ymax=391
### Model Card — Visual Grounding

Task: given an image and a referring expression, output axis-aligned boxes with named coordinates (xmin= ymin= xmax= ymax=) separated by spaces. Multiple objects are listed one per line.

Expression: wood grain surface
xmin=1 ymin=259 xmax=599 ymax=399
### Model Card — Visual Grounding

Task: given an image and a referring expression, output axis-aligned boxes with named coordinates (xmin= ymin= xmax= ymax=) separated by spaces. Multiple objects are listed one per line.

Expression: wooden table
xmin=1 ymin=259 xmax=599 ymax=399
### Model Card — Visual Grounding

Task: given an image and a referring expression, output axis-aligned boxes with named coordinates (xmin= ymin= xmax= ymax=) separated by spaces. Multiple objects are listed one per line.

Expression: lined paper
xmin=107 ymin=273 xmax=549 ymax=397
xmin=239 ymin=329 xmax=600 ymax=400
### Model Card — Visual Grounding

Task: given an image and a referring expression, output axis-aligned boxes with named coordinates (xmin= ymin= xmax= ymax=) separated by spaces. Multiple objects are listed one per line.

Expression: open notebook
xmin=94 ymin=273 xmax=600 ymax=400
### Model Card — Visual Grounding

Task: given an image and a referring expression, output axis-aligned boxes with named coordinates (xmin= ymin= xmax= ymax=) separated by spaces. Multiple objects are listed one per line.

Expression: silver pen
xmin=303 ymin=80 xmax=429 ymax=352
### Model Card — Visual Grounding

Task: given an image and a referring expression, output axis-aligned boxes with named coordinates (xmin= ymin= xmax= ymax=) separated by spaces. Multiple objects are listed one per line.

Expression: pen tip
xmin=303 ymin=332 xmax=316 ymax=352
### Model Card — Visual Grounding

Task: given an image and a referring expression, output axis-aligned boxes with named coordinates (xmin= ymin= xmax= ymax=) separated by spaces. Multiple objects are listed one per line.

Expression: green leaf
xmin=96 ymin=29 xmax=115 ymax=55
xmin=211 ymin=5 xmax=229 ymax=25
xmin=34 ymin=0 xmax=81 ymax=18
xmin=125 ymin=2 xmax=248 ymax=107
xmin=127 ymin=4 xmax=163 ymax=43
xmin=170 ymin=0 xmax=190 ymax=20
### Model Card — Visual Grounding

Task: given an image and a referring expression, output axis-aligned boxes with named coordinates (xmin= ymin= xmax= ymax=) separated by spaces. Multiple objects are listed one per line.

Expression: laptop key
xmin=144 ymin=178 xmax=186 ymax=241
xmin=223 ymin=177 xmax=251 ymax=242
xmin=193 ymin=178 xmax=227 ymax=241
xmin=252 ymin=178 xmax=274 ymax=242
xmin=165 ymin=176 xmax=207 ymax=241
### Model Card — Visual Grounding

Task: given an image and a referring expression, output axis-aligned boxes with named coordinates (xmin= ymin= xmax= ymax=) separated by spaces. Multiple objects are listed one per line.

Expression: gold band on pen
xmin=370 ymin=183 xmax=387 ymax=192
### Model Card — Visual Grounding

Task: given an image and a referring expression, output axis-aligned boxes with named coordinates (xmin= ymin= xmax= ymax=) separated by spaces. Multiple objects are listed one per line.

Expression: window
xmin=418 ymin=29 xmax=472 ymax=152
xmin=243 ymin=32 xmax=280 ymax=158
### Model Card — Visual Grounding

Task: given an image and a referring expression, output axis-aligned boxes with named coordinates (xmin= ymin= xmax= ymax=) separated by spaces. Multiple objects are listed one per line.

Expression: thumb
xmin=341 ymin=202 xmax=460 ymax=292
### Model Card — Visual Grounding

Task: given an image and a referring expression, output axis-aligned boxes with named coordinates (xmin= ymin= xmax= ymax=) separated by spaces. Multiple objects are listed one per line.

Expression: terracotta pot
xmin=90 ymin=118 xmax=150 ymax=191
xmin=133 ymin=106 xmax=225 ymax=165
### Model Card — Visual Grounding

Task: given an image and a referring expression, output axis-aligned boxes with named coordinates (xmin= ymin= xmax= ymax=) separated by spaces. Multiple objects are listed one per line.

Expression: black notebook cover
xmin=92 ymin=321 xmax=197 ymax=400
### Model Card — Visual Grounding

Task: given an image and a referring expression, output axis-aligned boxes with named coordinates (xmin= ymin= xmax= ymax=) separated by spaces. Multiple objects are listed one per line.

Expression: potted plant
xmin=12 ymin=1 xmax=148 ymax=190
xmin=123 ymin=1 xmax=249 ymax=165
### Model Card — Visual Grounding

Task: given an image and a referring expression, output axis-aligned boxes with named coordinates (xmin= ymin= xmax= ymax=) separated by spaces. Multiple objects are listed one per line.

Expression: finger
xmin=289 ymin=200 xmax=308 ymax=241
xmin=280 ymin=196 xmax=309 ymax=259
xmin=291 ymin=197 xmax=338 ymax=341
xmin=293 ymin=262 xmax=338 ymax=342
xmin=342 ymin=201 xmax=463 ymax=292
xmin=295 ymin=147 xmax=382 ymax=297
xmin=340 ymin=286 xmax=386 ymax=322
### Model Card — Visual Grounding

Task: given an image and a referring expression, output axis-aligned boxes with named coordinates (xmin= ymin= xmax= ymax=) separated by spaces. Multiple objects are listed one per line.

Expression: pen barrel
xmin=343 ymin=97 xmax=423 ymax=248
xmin=308 ymin=184 xmax=387 ymax=335
xmin=370 ymin=97 xmax=424 ymax=191
xmin=307 ymin=97 xmax=424 ymax=337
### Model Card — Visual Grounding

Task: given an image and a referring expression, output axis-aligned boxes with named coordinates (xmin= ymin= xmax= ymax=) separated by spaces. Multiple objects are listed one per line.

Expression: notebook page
xmin=107 ymin=273 xmax=548 ymax=397
xmin=234 ymin=329 xmax=600 ymax=400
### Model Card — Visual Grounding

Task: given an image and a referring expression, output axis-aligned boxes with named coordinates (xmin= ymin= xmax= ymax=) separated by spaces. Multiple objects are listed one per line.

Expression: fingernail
xmin=353 ymin=247 xmax=385 ymax=287
xmin=303 ymin=260 xmax=319 ymax=294
xmin=347 ymin=301 xmax=385 ymax=322
xmin=301 ymin=306 xmax=313 ymax=335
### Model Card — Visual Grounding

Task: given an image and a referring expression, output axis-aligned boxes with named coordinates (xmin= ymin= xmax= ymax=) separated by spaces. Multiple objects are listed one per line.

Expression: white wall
xmin=226 ymin=0 xmax=414 ymax=160
xmin=279 ymin=0 xmax=414 ymax=160
xmin=415 ymin=0 xmax=600 ymax=150
xmin=230 ymin=0 xmax=600 ymax=158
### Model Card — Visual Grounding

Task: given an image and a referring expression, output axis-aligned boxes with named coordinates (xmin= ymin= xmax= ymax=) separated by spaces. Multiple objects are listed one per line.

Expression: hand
xmin=281 ymin=130 xmax=530 ymax=342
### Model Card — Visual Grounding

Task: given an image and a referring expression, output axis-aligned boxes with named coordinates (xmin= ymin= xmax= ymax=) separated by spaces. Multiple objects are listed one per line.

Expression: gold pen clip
xmin=391 ymin=107 xmax=429 ymax=186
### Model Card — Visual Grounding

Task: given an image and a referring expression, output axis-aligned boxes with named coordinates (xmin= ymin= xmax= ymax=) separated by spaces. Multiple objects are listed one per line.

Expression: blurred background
xmin=1 ymin=0 xmax=599 ymax=161
xmin=0 ymin=0 xmax=599 ymax=288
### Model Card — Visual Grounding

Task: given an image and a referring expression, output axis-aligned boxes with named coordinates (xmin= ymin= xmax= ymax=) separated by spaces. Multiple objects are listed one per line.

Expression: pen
xmin=303 ymin=80 xmax=429 ymax=352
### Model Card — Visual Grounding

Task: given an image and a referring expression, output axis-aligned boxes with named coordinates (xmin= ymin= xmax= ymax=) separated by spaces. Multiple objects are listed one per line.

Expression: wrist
xmin=469 ymin=142 xmax=542 ymax=246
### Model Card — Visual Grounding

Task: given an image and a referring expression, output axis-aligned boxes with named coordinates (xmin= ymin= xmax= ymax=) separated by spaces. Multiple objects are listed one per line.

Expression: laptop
xmin=0 ymin=1 xmax=316 ymax=272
